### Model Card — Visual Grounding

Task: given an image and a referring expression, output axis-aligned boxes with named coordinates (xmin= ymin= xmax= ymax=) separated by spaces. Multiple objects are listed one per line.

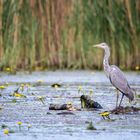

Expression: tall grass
xmin=0 ymin=0 xmax=140 ymax=71
xmin=70 ymin=0 xmax=140 ymax=69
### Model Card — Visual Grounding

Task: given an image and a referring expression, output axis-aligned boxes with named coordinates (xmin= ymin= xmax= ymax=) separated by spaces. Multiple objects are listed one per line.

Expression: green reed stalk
xmin=0 ymin=0 xmax=139 ymax=70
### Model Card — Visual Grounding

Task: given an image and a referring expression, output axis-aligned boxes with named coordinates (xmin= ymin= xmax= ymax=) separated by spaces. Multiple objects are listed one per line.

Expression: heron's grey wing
xmin=109 ymin=65 xmax=130 ymax=94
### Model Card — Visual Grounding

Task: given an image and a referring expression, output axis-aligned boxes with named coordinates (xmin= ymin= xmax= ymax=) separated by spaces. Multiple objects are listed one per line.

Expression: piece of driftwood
xmin=49 ymin=103 xmax=79 ymax=111
xmin=80 ymin=95 xmax=102 ymax=109
xmin=49 ymin=104 xmax=68 ymax=110
xmin=111 ymin=106 xmax=140 ymax=114
xmin=56 ymin=112 xmax=75 ymax=115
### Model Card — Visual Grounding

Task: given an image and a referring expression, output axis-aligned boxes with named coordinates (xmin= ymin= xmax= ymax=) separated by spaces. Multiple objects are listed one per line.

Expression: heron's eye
xmin=102 ymin=43 xmax=106 ymax=46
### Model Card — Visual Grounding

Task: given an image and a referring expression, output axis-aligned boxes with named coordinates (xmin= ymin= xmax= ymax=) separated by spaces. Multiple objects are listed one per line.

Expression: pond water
xmin=0 ymin=71 xmax=140 ymax=140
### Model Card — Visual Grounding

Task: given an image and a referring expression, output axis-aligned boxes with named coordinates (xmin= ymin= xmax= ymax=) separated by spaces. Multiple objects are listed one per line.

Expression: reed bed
xmin=0 ymin=0 xmax=139 ymax=71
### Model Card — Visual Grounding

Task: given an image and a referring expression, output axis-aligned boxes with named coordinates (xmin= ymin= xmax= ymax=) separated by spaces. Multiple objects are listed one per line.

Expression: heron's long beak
xmin=93 ymin=44 xmax=101 ymax=48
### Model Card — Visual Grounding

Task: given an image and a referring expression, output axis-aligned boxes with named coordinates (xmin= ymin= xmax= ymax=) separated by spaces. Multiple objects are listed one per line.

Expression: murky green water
xmin=0 ymin=71 xmax=140 ymax=140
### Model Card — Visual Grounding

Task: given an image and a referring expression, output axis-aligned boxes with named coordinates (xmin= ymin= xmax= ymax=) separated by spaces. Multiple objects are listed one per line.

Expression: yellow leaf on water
xmin=99 ymin=111 xmax=110 ymax=117
xmin=4 ymin=129 xmax=9 ymax=135
xmin=0 ymin=85 xmax=6 ymax=89
xmin=20 ymin=84 xmax=24 ymax=87
xmin=11 ymin=93 xmax=26 ymax=98
xmin=17 ymin=121 xmax=22 ymax=125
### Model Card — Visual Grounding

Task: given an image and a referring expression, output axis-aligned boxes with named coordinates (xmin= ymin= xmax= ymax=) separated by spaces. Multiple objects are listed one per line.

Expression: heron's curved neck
xmin=103 ymin=46 xmax=111 ymax=77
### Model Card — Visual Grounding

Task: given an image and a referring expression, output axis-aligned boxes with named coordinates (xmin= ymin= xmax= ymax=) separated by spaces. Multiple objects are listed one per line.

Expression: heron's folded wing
xmin=109 ymin=65 xmax=129 ymax=93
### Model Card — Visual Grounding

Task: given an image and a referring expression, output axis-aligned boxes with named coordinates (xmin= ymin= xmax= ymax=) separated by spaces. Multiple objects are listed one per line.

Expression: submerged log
xmin=57 ymin=112 xmax=75 ymax=115
xmin=80 ymin=95 xmax=102 ymax=109
xmin=49 ymin=103 xmax=78 ymax=111
xmin=49 ymin=104 xmax=68 ymax=110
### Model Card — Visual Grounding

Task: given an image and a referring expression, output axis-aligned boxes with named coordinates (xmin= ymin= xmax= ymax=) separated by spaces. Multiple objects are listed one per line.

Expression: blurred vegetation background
xmin=0 ymin=0 xmax=140 ymax=71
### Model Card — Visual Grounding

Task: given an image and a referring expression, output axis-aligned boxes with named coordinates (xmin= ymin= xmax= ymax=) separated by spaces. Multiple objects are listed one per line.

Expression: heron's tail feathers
xmin=125 ymin=89 xmax=134 ymax=101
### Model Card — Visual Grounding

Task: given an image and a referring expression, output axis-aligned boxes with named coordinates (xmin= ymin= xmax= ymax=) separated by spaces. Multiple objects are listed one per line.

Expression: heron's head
xmin=93 ymin=42 xmax=108 ymax=49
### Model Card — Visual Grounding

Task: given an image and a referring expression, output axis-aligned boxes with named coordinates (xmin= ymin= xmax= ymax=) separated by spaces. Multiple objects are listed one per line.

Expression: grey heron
xmin=93 ymin=42 xmax=134 ymax=107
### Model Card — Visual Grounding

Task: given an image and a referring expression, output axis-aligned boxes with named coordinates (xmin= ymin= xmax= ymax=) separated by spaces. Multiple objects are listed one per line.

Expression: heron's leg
xmin=116 ymin=89 xmax=119 ymax=108
xmin=119 ymin=94 xmax=124 ymax=107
